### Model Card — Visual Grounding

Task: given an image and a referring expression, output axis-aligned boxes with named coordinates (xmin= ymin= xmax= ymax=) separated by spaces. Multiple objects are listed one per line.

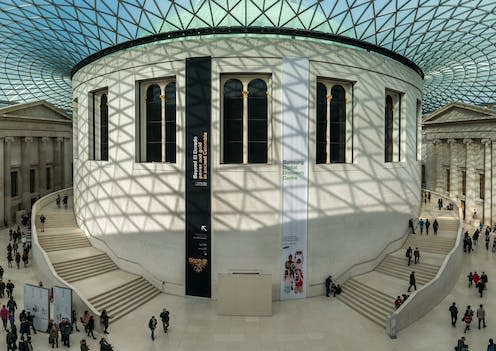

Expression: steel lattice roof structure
xmin=0 ymin=0 xmax=494 ymax=114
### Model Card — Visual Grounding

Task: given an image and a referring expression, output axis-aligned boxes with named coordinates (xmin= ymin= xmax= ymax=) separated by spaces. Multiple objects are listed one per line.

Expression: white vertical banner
xmin=24 ymin=284 xmax=50 ymax=332
xmin=54 ymin=286 xmax=72 ymax=324
xmin=281 ymin=57 xmax=309 ymax=300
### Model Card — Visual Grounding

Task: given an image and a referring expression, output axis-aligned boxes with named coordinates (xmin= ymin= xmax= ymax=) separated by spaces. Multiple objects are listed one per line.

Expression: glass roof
xmin=0 ymin=0 xmax=494 ymax=114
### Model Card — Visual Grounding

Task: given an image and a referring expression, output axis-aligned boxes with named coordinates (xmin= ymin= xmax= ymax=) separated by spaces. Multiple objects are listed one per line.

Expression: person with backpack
xmin=149 ymin=315 xmax=158 ymax=340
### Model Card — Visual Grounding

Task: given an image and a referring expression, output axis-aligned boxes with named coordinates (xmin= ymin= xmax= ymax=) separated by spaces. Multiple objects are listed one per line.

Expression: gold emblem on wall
xmin=188 ymin=257 xmax=208 ymax=273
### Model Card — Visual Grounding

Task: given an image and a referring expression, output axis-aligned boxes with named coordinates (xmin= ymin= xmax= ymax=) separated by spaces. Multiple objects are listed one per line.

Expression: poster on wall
xmin=24 ymin=284 xmax=50 ymax=332
xmin=53 ymin=286 xmax=72 ymax=324
xmin=281 ymin=57 xmax=309 ymax=300
xmin=185 ymin=56 xmax=212 ymax=298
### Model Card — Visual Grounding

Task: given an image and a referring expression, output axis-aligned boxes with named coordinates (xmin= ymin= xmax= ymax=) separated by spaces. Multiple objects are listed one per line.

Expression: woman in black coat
xmin=87 ymin=316 xmax=96 ymax=339
xmin=100 ymin=310 xmax=110 ymax=334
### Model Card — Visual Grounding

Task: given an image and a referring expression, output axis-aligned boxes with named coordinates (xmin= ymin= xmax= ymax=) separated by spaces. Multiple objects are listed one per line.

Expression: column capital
xmin=5 ymin=136 xmax=14 ymax=144
xmin=463 ymin=138 xmax=473 ymax=145
xmin=40 ymin=136 xmax=50 ymax=143
xmin=56 ymin=137 xmax=64 ymax=143
xmin=447 ymin=138 xmax=457 ymax=145
xmin=481 ymin=139 xmax=492 ymax=145
xmin=24 ymin=136 xmax=33 ymax=143
xmin=432 ymin=138 xmax=442 ymax=145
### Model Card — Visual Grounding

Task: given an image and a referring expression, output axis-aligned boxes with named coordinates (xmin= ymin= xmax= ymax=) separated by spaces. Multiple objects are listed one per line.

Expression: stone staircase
xmin=338 ymin=201 xmax=460 ymax=329
xmin=35 ymin=194 xmax=161 ymax=323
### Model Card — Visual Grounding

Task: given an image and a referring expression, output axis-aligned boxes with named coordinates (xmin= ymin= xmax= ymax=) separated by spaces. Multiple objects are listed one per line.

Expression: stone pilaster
xmin=492 ymin=140 xmax=496 ymax=226
xmin=3 ymin=137 xmax=13 ymax=224
xmin=482 ymin=139 xmax=492 ymax=226
xmin=447 ymin=139 xmax=458 ymax=199
xmin=53 ymin=137 xmax=63 ymax=190
xmin=433 ymin=139 xmax=443 ymax=192
xmin=0 ymin=138 xmax=4 ymax=226
xmin=63 ymin=136 xmax=72 ymax=188
xmin=463 ymin=138 xmax=476 ymax=222
xmin=38 ymin=137 xmax=49 ymax=197
xmin=21 ymin=137 xmax=33 ymax=209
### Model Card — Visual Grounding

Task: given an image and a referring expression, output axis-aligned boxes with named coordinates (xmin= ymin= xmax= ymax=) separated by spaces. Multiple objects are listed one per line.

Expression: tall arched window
xmin=330 ymin=85 xmax=346 ymax=163
xmin=146 ymin=84 xmax=162 ymax=162
xmin=385 ymin=95 xmax=394 ymax=162
xmin=223 ymin=79 xmax=243 ymax=163
xmin=100 ymin=94 xmax=108 ymax=161
xmin=247 ymin=79 xmax=268 ymax=163
xmin=165 ymin=82 xmax=176 ymax=163
xmin=316 ymin=83 xmax=327 ymax=164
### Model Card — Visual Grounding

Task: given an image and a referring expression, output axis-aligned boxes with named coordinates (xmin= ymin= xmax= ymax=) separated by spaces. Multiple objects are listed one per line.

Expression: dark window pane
xmin=223 ymin=79 xmax=243 ymax=163
xmin=146 ymin=84 xmax=162 ymax=162
xmin=330 ymin=85 xmax=346 ymax=163
xmin=30 ymin=169 xmax=35 ymax=193
xmin=100 ymin=93 xmax=109 ymax=161
xmin=11 ymin=171 xmax=17 ymax=197
xmin=385 ymin=95 xmax=394 ymax=162
xmin=248 ymin=79 xmax=268 ymax=164
xmin=316 ymin=83 xmax=327 ymax=164
xmin=46 ymin=167 xmax=51 ymax=190
xmin=165 ymin=82 xmax=176 ymax=163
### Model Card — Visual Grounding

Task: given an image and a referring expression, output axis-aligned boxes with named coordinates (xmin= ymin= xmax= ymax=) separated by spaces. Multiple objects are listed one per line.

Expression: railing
xmin=387 ymin=190 xmax=463 ymax=338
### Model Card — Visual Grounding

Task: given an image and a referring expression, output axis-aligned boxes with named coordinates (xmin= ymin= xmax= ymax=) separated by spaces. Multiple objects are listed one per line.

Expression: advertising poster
xmin=185 ymin=56 xmax=212 ymax=298
xmin=53 ymin=286 xmax=72 ymax=324
xmin=24 ymin=284 xmax=50 ymax=332
xmin=281 ymin=57 xmax=309 ymax=300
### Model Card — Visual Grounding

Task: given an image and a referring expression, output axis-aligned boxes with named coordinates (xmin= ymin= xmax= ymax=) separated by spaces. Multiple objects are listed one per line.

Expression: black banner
xmin=185 ymin=57 xmax=211 ymax=297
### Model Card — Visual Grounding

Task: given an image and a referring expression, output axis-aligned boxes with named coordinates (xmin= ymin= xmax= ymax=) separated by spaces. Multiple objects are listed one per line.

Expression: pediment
xmin=424 ymin=103 xmax=496 ymax=124
xmin=0 ymin=101 xmax=70 ymax=121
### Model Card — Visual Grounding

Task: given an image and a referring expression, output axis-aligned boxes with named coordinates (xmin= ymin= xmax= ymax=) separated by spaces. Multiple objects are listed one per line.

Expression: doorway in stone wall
xmin=461 ymin=200 xmax=466 ymax=220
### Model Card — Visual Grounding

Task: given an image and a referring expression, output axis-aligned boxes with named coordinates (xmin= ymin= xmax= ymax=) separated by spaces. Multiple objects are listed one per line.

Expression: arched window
xmin=385 ymin=95 xmax=394 ymax=162
xmin=247 ymin=79 xmax=268 ymax=163
xmin=223 ymin=79 xmax=243 ymax=163
xmin=100 ymin=94 xmax=108 ymax=161
xmin=330 ymin=85 xmax=346 ymax=163
xmin=146 ymin=84 xmax=162 ymax=162
xmin=316 ymin=82 xmax=327 ymax=164
xmin=165 ymin=82 xmax=176 ymax=163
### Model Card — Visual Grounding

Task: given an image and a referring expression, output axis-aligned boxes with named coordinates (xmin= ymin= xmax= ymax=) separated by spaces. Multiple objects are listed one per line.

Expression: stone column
xmin=447 ymin=139 xmax=459 ymax=199
xmin=433 ymin=139 xmax=443 ymax=192
xmin=4 ymin=137 xmax=13 ymax=224
xmin=0 ymin=138 xmax=4 ymax=226
xmin=482 ymin=139 xmax=492 ymax=225
xmin=463 ymin=138 xmax=476 ymax=223
xmin=38 ymin=137 xmax=49 ymax=197
xmin=492 ymin=140 xmax=496 ymax=226
xmin=21 ymin=137 xmax=33 ymax=209
xmin=63 ymin=136 xmax=72 ymax=188
xmin=53 ymin=137 xmax=63 ymax=190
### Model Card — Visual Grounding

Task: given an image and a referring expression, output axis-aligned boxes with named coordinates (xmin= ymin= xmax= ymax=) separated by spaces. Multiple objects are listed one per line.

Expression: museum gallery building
xmin=72 ymin=32 xmax=422 ymax=298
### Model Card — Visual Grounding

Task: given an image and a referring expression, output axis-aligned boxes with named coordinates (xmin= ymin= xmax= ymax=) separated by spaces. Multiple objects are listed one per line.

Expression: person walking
xmin=486 ymin=234 xmax=491 ymax=250
xmin=408 ymin=218 xmax=416 ymax=234
xmin=473 ymin=229 xmax=480 ymax=246
xmin=414 ymin=247 xmax=420 ymax=264
xmin=1 ymin=305 xmax=9 ymax=330
xmin=456 ymin=336 xmax=468 ymax=351
xmin=6 ymin=328 xmax=16 ymax=351
xmin=56 ymin=194 xmax=61 ymax=208
xmin=49 ymin=323 xmax=59 ymax=348
xmin=159 ymin=308 xmax=170 ymax=333
xmin=481 ymin=271 xmax=488 ymax=285
xmin=468 ymin=272 xmax=473 ymax=288
xmin=7 ymin=297 xmax=17 ymax=315
xmin=149 ymin=315 xmax=158 ymax=341
xmin=81 ymin=310 xmax=90 ymax=334
xmin=449 ymin=302 xmax=458 ymax=327
xmin=7 ymin=252 xmax=13 ymax=268
xmin=6 ymin=280 xmax=14 ymax=298
xmin=87 ymin=315 xmax=96 ymax=339
xmin=71 ymin=310 xmax=80 ymax=332
xmin=408 ymin=271 xmax=416 ymax=292
xmin=473 ymin=272 xmax=481 ymax=288
xmin=463 ymin=306 xmax=473 ymax=333
xmin=425 ymin=219 xmax=430 ymax=235
xmin=100 ymin=309 xmax=109 ymax=334
xmin=0 ymin=265 xmax=4 ymax=280
xmin=477 ymin=304 xmax=486 ymax=329
xmin=80 ymin=339 xmax=89 ymax=351
xmin=40 ymin=214 xmax=46 ymax=232
xmin=325 ymin=275 xmax=332 ymax=297
xmin=488 ymin=338 xmax=495 ymax=351
xmin=15 ymin=252 xmax=20 ymax=269
xmin=418 ymin=218 xmax=425 ymax=235
xmin=99 ymin=337 xmax=113 ymax=351
xmin=63 ymin=195 xmax=68 ymax=209
xmin=433 ymin=218 xmax=439 ymax=235
xmin=0 ymin=279 xmax=5 ymax=298
xmin=406 ymin=246 xmax=413 ymax=266
xmin=479 ymin=280 xmax=486 ymax=297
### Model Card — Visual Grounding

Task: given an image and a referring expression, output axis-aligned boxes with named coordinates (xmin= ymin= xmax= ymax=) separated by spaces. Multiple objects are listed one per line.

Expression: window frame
xmin=220 ymin=74 xmax=272 ymax=165
xmin=88 ymin=88 xmax=109 ymax=161
xmin=11 ymin=170 xmax=18 ymax=198
xmin=138 ymin=77 xmax=177 ymax=164
xmin=384 ymin=89 xmax=404 ymax=163
xmin=315 ymin=79 xmax=353 ymax=164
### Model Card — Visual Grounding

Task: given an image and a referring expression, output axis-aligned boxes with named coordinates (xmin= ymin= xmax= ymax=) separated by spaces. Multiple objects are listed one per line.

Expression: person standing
xmin=0 ymin=265 xmax=4 ymax=280
xmin=149 ymin=315 xmax=158 ymax=341
xmin=433 ymin=219 xmax=439 ymax=235
xmin=159 ymin=308 xmax=170 ymax=333
xmin=100 ymin=309 xmax=109 ymax=334
xmin=0 ymin=279 xmax=5 ymax=298
xmin=325 ymin=275 xmax=332 ymax=297
xmin=477 ymin=304 xmax=486 ymax=329
xmin=427 ymin=192 xmax=431 ymax=202
xmin=467 ymin=272 xmax=473 ymax=288
xmin=408 ymin=271 xmax=416 ymax=292
xmin=6 ymin=328 xmax=16 ymax=351
xmin=39 ymin=214 xmax=46 ymax=232
xmin=406 ymin=246 xmax=413 ymax=266
xmin=50 ymin=323 xmax=59 ymax=348
xmin=481 ymin=272 xmax=488 ymax=285
xmin=71 ymin=310 xmax=80 ymax=332
xmin=56 ymin=194 xmax=61 ymax=208
xmin=479 ymin=281 xmax=486 ymax=297
xmin=456 ymin=336 xmax=468 ymax=351
xmin=80 ymin=339 xmax=89 ymax=351
xmin=414 ymin=248 xmax=420 ymax=264
xmin=408 ymin=218 xmax=415 ymax=234
xmin=425 ymin=219 xmax=430 ymax=235
xmin=99 ymin=337 xmax=113 ymax=351
xmin=418 ymin=218 xmax=425 ymax=235
xmin=486 ymin=234 xmax=491 ymax=250
xmin=63 ymin=195 xmax=68 ymax=209
xmin=26 ymin=312 xmax=36 ymax=334
xmin=488 ymin=338 xmax=495 ymax=351
xmin=449 ymin=302 xmax=458 ymax=327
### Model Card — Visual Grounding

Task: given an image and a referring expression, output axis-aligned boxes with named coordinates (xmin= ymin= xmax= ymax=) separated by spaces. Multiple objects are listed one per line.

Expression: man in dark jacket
xmin=408 ymin=271 xmax=416 ymax=292
xmin=449 ymin=302 xmax=458 ymax=326
xmin=159 ymin=308 xmax=170 ymax=333
xmin=325 ymin=276 xmax=332 ymax=297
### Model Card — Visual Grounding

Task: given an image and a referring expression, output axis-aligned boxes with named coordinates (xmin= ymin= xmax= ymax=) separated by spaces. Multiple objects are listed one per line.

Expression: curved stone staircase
xmin=35 ymin=196 xmax=161 ymax=323
xmin=338 ymin=203 xmax=459 ymax=329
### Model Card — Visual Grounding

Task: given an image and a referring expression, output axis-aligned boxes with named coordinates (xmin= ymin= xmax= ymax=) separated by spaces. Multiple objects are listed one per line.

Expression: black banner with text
xmin=185 ymin=57 xmax=211 ymax=297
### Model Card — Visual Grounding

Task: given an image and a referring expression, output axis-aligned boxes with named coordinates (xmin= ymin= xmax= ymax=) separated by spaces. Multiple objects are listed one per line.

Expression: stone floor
xmin=1 ymin=217 xmax=495 ymax=351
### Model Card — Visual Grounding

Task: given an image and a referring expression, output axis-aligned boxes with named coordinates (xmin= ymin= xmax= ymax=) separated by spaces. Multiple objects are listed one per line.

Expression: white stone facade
xmin=0 ymin=101 xmax=72 ymax=225
xmin=72 ymin=37 xmax=423 ymax=298
xmin=422 ymin=103 xmax=496 ymax=226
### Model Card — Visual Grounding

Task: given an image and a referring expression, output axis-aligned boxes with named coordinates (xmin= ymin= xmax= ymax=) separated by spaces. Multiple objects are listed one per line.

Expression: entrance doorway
xmin=461 ymin=200 xmax=466 ymax=220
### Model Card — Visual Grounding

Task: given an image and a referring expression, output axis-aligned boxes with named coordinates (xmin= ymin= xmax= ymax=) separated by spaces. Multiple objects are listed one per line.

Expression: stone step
xmin=344 ymin=279 xmax=394 ymax=310
xmin=61 ymin=265 xmax=120 ymax=283
xmin=89 ymin=277 xmax=143 ymax=307
xmin=92 ymin=278 xmax=157 ymax=312
xmin=108 ymin=287 xmax=161 ymax=324
xmin=54 ymin=255 xmax=112 ymax=273
xmin=338 ymin=292 xmax=389 ymax=328
xmin=383 ymin=256 xmax=440 ymax=274
xmin=374 ymin=265 xmax=433 ymax=285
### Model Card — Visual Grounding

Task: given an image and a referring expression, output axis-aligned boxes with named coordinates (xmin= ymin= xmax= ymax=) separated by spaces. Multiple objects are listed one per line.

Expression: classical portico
xmin=0 ymin=101 xmax=72 ymax=225
xmin=423 ymin=102 xmax=496 ymax=226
